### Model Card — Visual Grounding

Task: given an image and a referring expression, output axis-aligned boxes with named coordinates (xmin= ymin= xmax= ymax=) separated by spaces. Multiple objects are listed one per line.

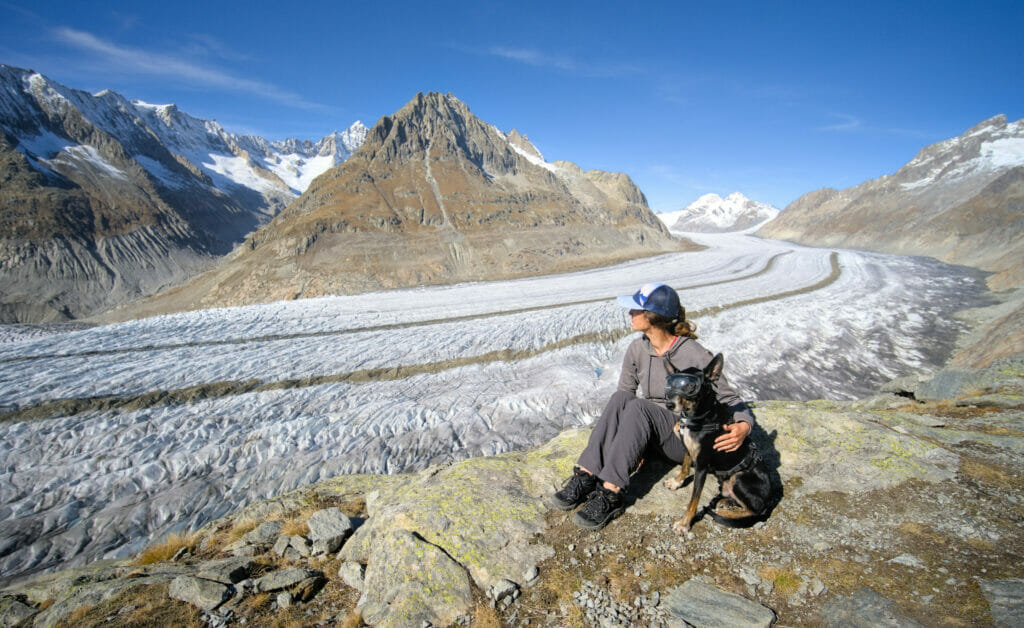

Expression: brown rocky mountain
xmin=758 ymin=115 xmax=1024 ymax=291
xmin=113 ymin=92 xmax=682 ymax=317
xmin=0 ymin=65 xmax=365 ymax=323
xmin=757 ymin=114 xmax=1024 ymax=368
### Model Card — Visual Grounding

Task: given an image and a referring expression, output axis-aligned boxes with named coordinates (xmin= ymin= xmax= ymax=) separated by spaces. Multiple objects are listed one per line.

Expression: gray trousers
xmin=577 ymin=390 xmax=687 ymax=490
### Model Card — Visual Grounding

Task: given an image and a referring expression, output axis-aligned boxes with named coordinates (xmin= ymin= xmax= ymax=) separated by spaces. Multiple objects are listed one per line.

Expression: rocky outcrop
xmin=2 ymin=357 xmax=1021 ymax=626
xmin=108 ymin=92 xmax=682 ymax=318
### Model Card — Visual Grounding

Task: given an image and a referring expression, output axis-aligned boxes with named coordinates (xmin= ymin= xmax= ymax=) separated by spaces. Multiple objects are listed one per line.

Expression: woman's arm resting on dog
xmin=713 ymin=421 xmax=751 ymax=452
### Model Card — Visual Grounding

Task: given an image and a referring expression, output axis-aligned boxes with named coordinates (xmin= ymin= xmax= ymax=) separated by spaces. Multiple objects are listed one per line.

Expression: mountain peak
xmin=661 ymin=192 xmax=779 ymax=233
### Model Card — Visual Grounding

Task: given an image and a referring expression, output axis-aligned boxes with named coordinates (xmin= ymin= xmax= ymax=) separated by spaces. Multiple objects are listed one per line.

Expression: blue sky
xmin=1 ymin=1 xmax=1021 ymax=211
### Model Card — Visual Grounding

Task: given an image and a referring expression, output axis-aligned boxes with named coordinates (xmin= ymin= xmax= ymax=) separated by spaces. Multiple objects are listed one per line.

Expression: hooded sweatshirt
xmin=616 ymin=334 xmax=755 ymax=425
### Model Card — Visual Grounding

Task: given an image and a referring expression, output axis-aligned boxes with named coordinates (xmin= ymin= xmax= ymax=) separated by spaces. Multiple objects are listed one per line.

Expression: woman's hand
xmin=713 ymin=421 xmax=750 ymax=452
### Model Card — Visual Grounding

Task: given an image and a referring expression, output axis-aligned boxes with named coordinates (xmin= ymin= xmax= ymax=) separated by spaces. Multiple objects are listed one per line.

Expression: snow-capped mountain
xmin=118 ymin=92 xmax=677 ymax=316
xmin=0 ymin=64 xmax=365 ymax=323
xmin=660 ymin=192 xmax=780 ymax=232
xmin=758 ymin=114 xmax=1024 ymax=291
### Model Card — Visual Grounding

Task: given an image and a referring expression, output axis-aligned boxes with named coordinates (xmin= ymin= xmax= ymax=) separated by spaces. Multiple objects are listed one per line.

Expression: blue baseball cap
xmin=616 ymin=282 xmax=680 ymax=319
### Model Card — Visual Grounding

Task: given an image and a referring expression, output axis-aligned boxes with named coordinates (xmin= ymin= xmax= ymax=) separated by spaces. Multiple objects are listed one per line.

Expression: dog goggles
xmin=665 ymin=371 xmax=704 ymax=400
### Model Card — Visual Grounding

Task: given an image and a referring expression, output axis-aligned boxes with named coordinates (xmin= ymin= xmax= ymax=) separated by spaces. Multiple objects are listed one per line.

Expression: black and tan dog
xmin=663 ymin=353 xmax=772 ymax=534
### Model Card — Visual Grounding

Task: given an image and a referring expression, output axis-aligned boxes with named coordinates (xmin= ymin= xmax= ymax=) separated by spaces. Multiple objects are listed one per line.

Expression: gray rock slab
xmin=291 ymin=535 xmax=312 ymax=557
xmin=31 ymin=576 xmax=168 ymax=628
xmin=255 ymin=568 xmax=321 ymax=593
xmin=242 ymin=520 xmax=283 ymax=545
xmin=0 ymin=596 xmax=36 ymax=627
xmin=956 ymin=394 xmax=1023 ymax=409
xmin=980 ymin=578 xmax=1024 ymax=627
xmin=819 ymin=587 xmax=925 ymax=627
xmin=272 ymin=536 xmax=291 ymax=557
xmin=662 ymin=578 xmax=776 ymax=628
xmin=357 ymin=529 xmax=473 ymax=628
xmin=307 ymin=508 xmax=354 ymax=555
xmin=168 ymin=575 xmax=232 ymax=611
xmin=195 ymin=557 xmax=255 ymax=584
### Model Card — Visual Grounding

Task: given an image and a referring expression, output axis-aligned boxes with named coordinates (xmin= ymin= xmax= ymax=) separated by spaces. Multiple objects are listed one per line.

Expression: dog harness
xmin=713 ymin=441 xmax=763 ymax=480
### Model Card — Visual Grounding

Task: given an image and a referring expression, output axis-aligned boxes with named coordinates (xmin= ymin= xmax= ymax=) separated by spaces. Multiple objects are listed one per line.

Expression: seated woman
xmin=551 ymin=282 xmax=755 ymax=530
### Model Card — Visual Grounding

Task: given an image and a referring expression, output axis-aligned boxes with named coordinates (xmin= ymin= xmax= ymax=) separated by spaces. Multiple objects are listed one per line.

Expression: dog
xmin=662 ymin=353 xmax=772 ymax=534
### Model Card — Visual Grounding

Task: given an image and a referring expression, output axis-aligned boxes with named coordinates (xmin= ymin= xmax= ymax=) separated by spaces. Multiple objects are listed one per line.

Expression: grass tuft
xmin=136 ymin=532 xmax=198 ymax=565
xmin=761 ymin=566 xmax=801 ymax=596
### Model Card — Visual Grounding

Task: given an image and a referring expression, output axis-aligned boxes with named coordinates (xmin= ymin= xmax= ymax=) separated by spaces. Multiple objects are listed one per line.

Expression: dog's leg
xmin=672 ymin=467 xmax=707 ymax=535
xmin=663 ymin=451 xmax=691 ymax=491
xmin=714 ymin=476 xmax=755 ymax=517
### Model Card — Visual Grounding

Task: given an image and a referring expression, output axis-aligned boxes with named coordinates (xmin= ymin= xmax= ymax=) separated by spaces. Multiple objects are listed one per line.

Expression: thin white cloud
xmin=487 ymin=46 xmax=578 ymax=71
xmin=52 ymin=27 xmax=328 ymax=112
xmin=482 ymin=45 xmax=643 ymax=78
xmin=817 ymin=113 xmax=864 ymax=132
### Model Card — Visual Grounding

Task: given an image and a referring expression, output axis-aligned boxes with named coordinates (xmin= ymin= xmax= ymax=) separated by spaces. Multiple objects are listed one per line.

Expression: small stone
xmin=197 ymin=558 xmax=255 ymax=584
xmin=489 ymin=579 xmax=519 ymax=603
xmin=810 ymin=578 xmax=826 ymax=596
xmin=230 ymin=545 xmax=259 ymax=558
xmin=255 ymin=568 xmax=322 ymax=593
xmin=307 ymin=508 xmax=354 ymax=555
xmin=242 ymin=521 xmax=283 ymax=545
xmin=523 ymin=566 xmax=539 ymax=582
xmin=292 ymin=535 xmax=313 ymax=557
xmin=277 ymin=593 xmax=293 ymax=609
xmin=889 ymin=554 xmax=926 ymax=569
xmin=168 ymin=576 xmax=233 ymax=611
xmin=272 ymin=536 xmax=291 ymax=557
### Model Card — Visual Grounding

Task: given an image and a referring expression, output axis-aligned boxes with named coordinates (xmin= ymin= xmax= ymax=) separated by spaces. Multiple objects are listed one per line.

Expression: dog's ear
xmin=705 ymin=353 xmax=724 ymax=382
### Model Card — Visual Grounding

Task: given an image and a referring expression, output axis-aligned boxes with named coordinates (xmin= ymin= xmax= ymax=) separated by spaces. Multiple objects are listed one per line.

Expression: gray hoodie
xmin=616 ymin=334 xmax=755 ymax=425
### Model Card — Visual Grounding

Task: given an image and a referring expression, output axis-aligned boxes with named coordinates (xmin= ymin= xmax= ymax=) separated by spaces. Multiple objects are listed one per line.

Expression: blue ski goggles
xmin=665 ymin=371 xmax=705 ymax=400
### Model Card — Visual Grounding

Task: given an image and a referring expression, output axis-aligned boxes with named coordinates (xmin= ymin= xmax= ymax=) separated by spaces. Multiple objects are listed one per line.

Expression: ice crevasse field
xmin=0 ymin=232 xmax=990 ymax=582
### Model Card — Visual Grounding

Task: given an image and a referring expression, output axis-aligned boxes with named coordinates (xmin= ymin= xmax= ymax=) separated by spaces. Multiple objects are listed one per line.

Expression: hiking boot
xmin=550 ymin=467 xmax=598 ymax=510
xmin=573 ymin=485 xmax=626 ymax=530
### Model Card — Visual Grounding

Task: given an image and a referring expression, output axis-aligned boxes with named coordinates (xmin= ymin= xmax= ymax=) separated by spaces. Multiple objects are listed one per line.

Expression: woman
xmin=551 ymin=282 xmax=755 ymax=530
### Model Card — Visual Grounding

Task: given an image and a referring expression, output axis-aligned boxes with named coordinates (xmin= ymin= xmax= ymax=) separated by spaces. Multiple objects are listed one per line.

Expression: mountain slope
xmin=665 ymin=192 xmax=779 ymax=232
xmin=758 ymin=114 xmax=1024 ymax=291
xmin=0 ymin=64 xmax=366 ymax=322
xmin=115 ymin=92 xmax=682 ymax=315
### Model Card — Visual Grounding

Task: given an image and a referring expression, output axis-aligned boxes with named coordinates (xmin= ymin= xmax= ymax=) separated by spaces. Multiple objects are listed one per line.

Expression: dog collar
xmin=682 ymin=409 xmax=720 ymax=433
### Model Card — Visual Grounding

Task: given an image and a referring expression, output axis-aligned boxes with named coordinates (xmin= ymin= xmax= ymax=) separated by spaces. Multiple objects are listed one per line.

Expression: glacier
xmin=0 ymin=232 xmax=990 ymax=583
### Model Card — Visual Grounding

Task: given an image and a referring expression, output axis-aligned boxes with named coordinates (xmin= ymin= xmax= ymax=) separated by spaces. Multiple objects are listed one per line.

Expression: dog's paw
xmin=671 ymin=518 xmax=691 ymax=535
xmin=663 ymin=477 xmax=684 ymax=491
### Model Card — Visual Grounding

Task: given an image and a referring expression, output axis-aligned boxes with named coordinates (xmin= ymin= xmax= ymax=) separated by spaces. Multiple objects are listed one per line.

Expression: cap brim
xmin=616 ymin=295 xmax=641 ymax=310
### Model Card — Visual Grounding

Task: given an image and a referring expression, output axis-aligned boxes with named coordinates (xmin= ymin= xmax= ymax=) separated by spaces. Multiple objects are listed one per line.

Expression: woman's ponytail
xmin=645 ymin=306 xmax=697 ymax=339
xmin=673 ymin=306 xmax=697 ymax=339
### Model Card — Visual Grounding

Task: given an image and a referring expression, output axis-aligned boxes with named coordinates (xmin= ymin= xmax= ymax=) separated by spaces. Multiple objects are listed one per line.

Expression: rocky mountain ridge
xmin=0 ymin=64 xmax=366 ymax=323
xmin=757 ymin=114 xmax=1024 ymax=369
xmin=661 ymin=192 xmax=780 ymax=232
xmin=757 ymin=114 xmax=1024 ymax=291
xmin=2 ymin=356 xmax=1021 ymax=627
xmin=104 ymin=92 xmax=682 ymax=318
